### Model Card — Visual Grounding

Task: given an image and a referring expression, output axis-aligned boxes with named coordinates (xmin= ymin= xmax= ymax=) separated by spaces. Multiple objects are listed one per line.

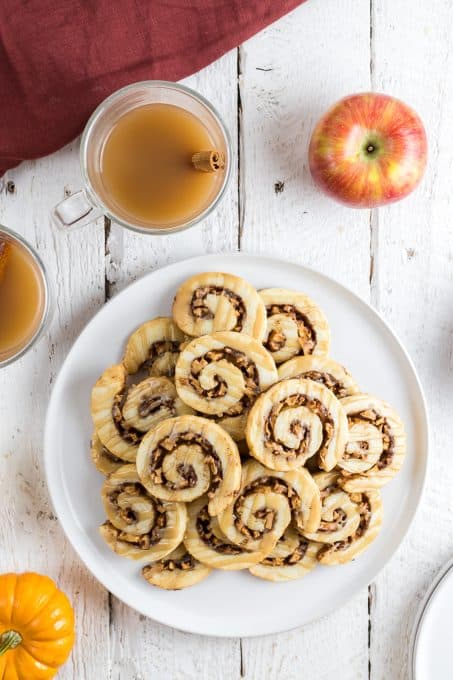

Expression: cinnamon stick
xmin=192 ymin=150 xmax=225 ymax=173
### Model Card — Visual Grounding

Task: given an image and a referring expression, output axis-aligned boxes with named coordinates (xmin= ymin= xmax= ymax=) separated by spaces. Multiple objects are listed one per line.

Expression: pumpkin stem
xmin=0 ymin=630 xmax=22 ymax=655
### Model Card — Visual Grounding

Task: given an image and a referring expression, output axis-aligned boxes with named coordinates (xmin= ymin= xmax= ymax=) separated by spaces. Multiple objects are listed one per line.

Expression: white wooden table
xmin=0 ymin=1 xmax=450 ymax=677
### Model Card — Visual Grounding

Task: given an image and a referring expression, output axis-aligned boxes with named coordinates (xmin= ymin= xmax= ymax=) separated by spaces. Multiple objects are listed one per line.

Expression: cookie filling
xmin=138 ymin=395 xmax=175 ymax=418
xmin=182 ymin=346 xmax=260 ymax=416
xmin=112 ymin=392 xmax=144 ymax=445
xmin=347 ymin=409 xmax=395 ymax=469
xmin=196 ymin=505 xmax=244 ymax=555
xmin=232 ymin=476 xmax=301 ymax=540
xmin=264 ymin=304 xmax=317 ymax=355
xmin=144 ymin=340 xmax=181 ymax=377
xmin=149 ymin=432 xmax=223 ymax=496
xmin=296 ymin=370 xmax=349 ymax=398
xmin=318 ymin=508 xmax=347 ymax=533
xmin=190 ymin=286 xmax=246 ymax=331
xmin=103 ymin=502 xmax=167 ymax=549
xmin=143 ymin=553 xmax=197 ymax=574
xmin=318 ymin=495 xmax=372 ymax=556
xmin=261 ymin=539 xmax=309 ymax=567
xmin=264 ymin=394 xmax=334 ymax=460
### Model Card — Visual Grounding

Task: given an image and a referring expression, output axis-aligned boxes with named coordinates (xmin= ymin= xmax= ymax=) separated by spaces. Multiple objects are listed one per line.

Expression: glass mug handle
xmin=51 ymin=189 xmax=103 ymax=230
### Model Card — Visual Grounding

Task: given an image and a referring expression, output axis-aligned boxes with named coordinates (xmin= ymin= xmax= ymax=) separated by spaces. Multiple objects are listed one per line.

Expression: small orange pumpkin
xmin=0 ymin=572 xmax=75 ymax=679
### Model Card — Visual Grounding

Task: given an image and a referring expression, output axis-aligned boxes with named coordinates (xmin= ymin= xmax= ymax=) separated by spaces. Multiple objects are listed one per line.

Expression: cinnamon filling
xmin=106 ymin=496 xmax=167 ymax=550
xmin=144 ymin=340 xmax=181 ymax=377
xmin=181 ymin=346 xmax=260 ymax=417
xmin=190 ymin=286 xmax=246 ymax=331
xmin=297 ymin=370 xmax=349 ymax=398
xmin=347 ymin=409 xmax=395 ymax=469
xmin=145 ymin=553 xmax=197 ymax=573
xmin=232 ymin=476 xmax=301 ymax=540
xmin=112 ymin=387 xmax=177 ymax=445
xmin=108 ymin=485 xmax=167 ymax=548
xmin=148 ymin=432 xmax=223 ymax=497
xmin=261 ymin=539 xmax=309 ymax=567
xmin=264 ymin=304 xmax=317 ymax=355
xmin=112 ymin=392 xmax=144 ymax=445
xmin=318 ymin=508 xmax=347 ymax=533
xmin=138 ymin=395 xmax=175 ymax=418
xmin=196 ymin=506 xmax=243 ymax=555
xmin=318 ymin=495 xmax=372 ymax=555
xmin=264 ymin=394 xmax=334 ymax=460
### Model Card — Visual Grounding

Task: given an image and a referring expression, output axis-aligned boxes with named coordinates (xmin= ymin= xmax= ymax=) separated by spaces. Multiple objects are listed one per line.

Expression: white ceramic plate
xmin=410 ymin=557 xmax=453 ymax=679
xmin=44 ymin=253 xmax=428 ymax=637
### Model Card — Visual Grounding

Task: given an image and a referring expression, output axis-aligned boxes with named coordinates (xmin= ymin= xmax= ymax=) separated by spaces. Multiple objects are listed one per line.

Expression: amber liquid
xmin=0 ymin=235 xmax=45 ymax=361
xmin=100 ymin=104 xmax=223 ymax=227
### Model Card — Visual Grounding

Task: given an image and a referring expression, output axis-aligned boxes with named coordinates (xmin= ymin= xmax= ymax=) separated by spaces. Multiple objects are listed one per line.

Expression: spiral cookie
xmin=123 ymin=317 xmax=186 ymax=376
xmin=302 ymin=472 xmax=363 ymax=544
xmin=259 ymin=288 xmax=330 ymax=364
xmin=175 ymin=331 xmax=278 ymax=439
xmin=121 ymin=376 xmax=193 ymax=432
xmin=316 ymin=488 xmax=383 ymax=565
xmin=249 ymin=525 xmax=318 ymax=582
xmin=337 ymin=394 xmax=406 ymax=491
xmin=91 ymin=367 xmax=191 ymax=462
xmin=184 ymin=497 xmax=265 ymax=570
xmin=136 ymin=415 xmax=241 ymax=516
xmin=278 ymin=356 xmax=359 ymax=398
xmin=246 ymin=378 xmax=348 ymax=472
xmin=218 ymin=460 xmax=321 ymax=554
xmin=172 ymin=272 xmax=267 ymax=340
xmin=90 ymin=432 xmax=124 ymax=475
xmin=142 ymin=543 xmax=211 ymax=590
xmin=91 ymin=364 xmax=140 ymax=462
xmin=99 ymin=466 xmax=187 ymax=561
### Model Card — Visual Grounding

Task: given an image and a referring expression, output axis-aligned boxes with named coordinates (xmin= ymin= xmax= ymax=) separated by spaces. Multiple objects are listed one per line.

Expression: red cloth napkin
xmin=0 ymin=0 xmax=305 ymax=177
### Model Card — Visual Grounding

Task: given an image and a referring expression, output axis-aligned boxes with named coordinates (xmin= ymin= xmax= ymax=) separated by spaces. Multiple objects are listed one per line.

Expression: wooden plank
xmin=239 ymin=1 xmax=372 ymax=677
xmin=0 ymin=145 xmax=109 ymax=678
xmin=107 ymin=52 xmax=241 ymax=679
xmin=370 ymin=1 xmax=453 ymax=677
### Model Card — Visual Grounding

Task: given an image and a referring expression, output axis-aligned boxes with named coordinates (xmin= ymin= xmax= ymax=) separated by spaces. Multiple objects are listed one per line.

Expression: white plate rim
xmin=409 ymin=556 xmax=453 ymax=679
xmin=44 ymin=252 xmax=429 ymax=637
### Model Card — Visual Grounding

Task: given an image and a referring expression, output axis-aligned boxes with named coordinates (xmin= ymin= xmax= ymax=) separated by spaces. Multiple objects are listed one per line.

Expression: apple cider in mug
xmin=0 ymin=233 xmax=46 ymax=362
xmin=99 ymin=103 xmax=225 ymax=227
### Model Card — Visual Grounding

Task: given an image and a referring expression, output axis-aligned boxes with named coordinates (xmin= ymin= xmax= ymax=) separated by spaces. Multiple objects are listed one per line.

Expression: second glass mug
xmin=52 ymin=81 xmax=233 ymax=235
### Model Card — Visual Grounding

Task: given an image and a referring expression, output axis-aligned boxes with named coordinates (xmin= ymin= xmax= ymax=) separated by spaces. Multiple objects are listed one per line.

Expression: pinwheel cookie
xmin=218 ymin=460 xmax=321 ymax=555
xmin=123 ymin=317 xmax=186 ymax=377
xmin=136 ymin=415 xmax=241 ymax=516
xmin=172 ymin=272 xmax=267 ymax=340
xmin=260 ymin=288 xmax=330 ymax=364
xmin=184 ymin=497 xmax=265 ymax=570
xmin=249 ymin=525 xmax=319 ymax=582
xmin=337 ymin=394 xmax=406 ymax=491
xmin=142 ymin=543 xmax=211 ymax=590
xmin=99 ymin=465 xmax=186 ymax=561
xmin=175 ymin=331 xmax=278 ymax=440
xmin=91 ymin=365 xmax=192 ymax=462
xmin=246 ymin=378 xmax=348 ymax=472
xmin=303 ymin=472 xmax=382 ymax=564
xmin=278 ymin=356 xmax=359 ymax=398
xmin=299 ymin=471 xmax=382 ymax=565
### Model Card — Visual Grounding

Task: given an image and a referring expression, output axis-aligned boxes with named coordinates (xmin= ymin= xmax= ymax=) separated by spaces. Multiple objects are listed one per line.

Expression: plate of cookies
xmin=44 ymin=253 xmax=428 ymax=636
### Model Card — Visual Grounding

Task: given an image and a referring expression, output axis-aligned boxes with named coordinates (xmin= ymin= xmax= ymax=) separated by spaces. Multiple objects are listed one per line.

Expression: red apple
xmin=308 ymin=93 xmax=427 ymax=208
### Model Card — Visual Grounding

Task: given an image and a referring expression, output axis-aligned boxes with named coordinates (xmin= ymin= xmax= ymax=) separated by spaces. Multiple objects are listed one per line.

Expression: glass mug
xmin=52 ymin=81 xmax=233 ymax=235
xmin=0 ymin=225 xmax=52 ymax=368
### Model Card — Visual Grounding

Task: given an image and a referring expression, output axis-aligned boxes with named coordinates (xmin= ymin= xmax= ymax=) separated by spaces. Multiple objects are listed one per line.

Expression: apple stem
xmin=367 ymin=145 xmax=375 ymax=153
